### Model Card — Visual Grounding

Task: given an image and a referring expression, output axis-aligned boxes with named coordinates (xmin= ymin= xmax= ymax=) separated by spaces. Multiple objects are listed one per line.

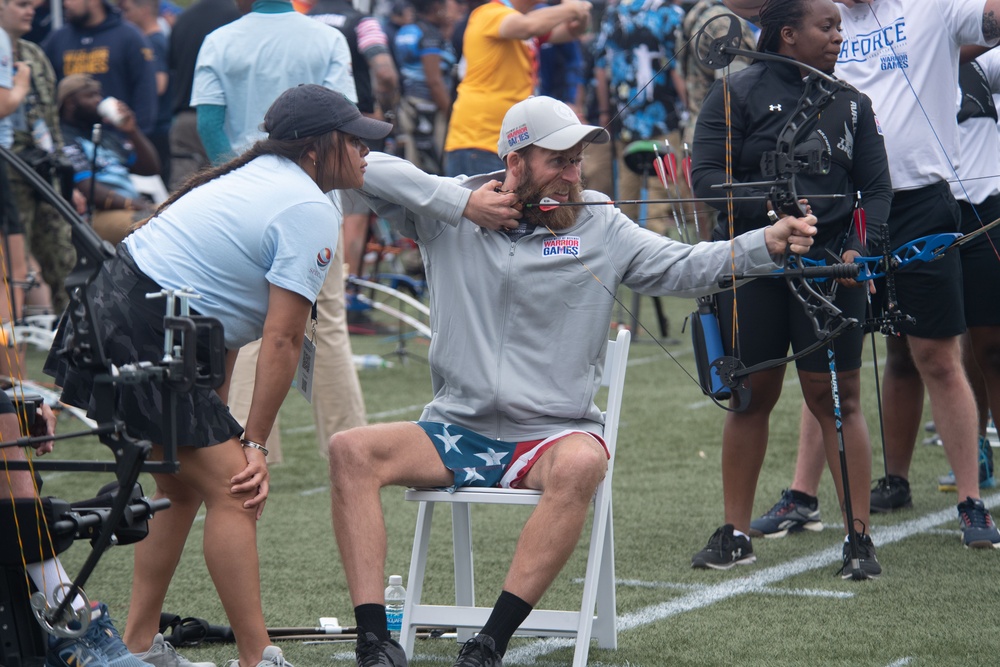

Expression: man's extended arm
xmin=359 ymin=152 xmax=520 ymax=230
xmin=0 ymin=61 xmax=30 ymax=118
xmin=499 ymin=1 xmax=592 ymax=41
xmin=369 ymin=52 xmax=400 ymax=118
xmin=984 ymin=0 xmax=1000 ymax=40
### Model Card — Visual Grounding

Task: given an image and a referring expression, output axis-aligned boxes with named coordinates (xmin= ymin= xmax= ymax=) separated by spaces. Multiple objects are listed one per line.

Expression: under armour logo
xmin=769 ymin=104 xmax=782 ymax=111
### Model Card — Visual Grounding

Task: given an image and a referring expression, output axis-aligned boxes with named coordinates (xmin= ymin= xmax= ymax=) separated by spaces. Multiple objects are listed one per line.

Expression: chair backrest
xmin=600 ymin=328 xmax=631 ymax=461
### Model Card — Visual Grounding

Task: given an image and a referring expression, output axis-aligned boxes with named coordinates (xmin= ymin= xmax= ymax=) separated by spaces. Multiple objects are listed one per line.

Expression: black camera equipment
xmin=0 ymin=144 xmax=226 ymax=666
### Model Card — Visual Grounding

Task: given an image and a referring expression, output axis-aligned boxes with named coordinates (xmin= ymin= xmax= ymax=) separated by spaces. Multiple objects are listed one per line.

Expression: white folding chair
xmin=400 ymin=328 xmax=631 ymax=666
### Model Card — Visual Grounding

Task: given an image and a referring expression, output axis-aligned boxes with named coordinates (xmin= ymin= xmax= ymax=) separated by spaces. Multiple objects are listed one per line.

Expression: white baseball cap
xmin=498 ymin=96 xmax=610 ymax=159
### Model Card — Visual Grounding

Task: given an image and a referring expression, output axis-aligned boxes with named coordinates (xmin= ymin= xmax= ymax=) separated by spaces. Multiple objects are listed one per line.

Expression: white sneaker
xmin=225 ymin=646 xmax=293 ymax=667
xmin=135 ymin=634 xmax=216 ymax=667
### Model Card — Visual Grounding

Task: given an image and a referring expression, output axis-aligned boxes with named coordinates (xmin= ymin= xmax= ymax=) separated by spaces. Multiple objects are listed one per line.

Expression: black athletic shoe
xmin=837 ymin=532 xmax=881 ymax=580
xmin=957 ymin=497 xmax=1000 ymax=549
xmin=870 ymin=475 xmax=912 ymax=513
xmin=355 ymin=633 xmax=407 ymax=667
xmin=453 ymin=635 xmax=502 ymax=667
xmin=691 ymin=524 xmax=756 ymax=569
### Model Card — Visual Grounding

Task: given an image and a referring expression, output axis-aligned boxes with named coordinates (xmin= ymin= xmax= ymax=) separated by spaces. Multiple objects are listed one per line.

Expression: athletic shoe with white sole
xmin=837 ymin=532 xmax=881 ymax=580
xmin=134 ymin=634 xmax=215 ymax=667
xmin=226 ymin=646 xmax=292 ymax=667
xmin=749 ymin=489 xmax=823 ymax=538
xmin=957 ymin=497 xmax=1000 ymax=549
xmin=691 ymin=524 xmax=756 ymax=569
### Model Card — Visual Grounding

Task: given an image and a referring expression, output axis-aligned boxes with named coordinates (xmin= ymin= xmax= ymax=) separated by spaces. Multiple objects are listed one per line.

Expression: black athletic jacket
xmin=692 ymin=57 xmax=892 ymax=259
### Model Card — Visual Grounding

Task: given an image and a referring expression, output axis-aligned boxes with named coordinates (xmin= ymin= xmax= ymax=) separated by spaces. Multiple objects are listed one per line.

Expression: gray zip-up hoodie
xmin=360 ymin=153 xmax=782 ymax=442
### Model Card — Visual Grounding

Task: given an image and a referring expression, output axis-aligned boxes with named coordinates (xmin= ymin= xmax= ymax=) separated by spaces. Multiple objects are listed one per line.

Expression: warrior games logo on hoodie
xmin=542 ymin=236 xmax=580 ymax=256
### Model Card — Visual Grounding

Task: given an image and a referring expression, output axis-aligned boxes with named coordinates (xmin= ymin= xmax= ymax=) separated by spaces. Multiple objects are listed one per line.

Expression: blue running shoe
xmin=85 ymin=603 xmax=153 ymax=667
xmin=749 ymin=489 xmax=823 ymax=538
xmin=46 ymin=633 xmax=110 ymax=667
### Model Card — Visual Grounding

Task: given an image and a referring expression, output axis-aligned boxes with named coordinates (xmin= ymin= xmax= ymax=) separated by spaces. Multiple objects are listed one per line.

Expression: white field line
xmin=885 ymin=658 xmax=914 ymax=667
xmin=611 ymin=578 xmax=853 ymax=599
xmin=503 ymin=492 xmax=1000 ymax=665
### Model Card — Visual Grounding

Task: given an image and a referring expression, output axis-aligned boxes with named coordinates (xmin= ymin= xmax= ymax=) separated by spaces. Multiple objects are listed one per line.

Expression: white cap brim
xmin=533 ymin=125 xmax=610 ymax=152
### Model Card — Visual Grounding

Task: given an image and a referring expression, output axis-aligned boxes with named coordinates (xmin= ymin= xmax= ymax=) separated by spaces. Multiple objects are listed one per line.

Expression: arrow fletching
xmin=664 ymin=152 xmax=679 ymax=185
xmin=853 ymin=205 xmax=866 ymax=248
xmin=652 ymin=145 xmax=670 ymax=189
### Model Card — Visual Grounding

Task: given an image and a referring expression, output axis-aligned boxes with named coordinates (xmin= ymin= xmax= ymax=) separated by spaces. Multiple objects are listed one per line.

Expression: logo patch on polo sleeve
xmin=316 ymin=247 xmax=332 ymax=268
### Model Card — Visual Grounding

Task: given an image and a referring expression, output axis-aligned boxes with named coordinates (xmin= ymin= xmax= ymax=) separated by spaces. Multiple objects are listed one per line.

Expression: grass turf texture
xmin=21 ymin=293 xmax=1000 ymax=667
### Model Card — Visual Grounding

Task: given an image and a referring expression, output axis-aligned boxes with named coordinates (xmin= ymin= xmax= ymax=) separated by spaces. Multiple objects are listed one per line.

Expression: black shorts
xmin=715 ymin=274 xmax=866 ymax=374
xmin=959 ymin=195 xmax=1000 ymax=328
xmin=43 ymin=246 xmax=242 ymax=447
xmin=873 ymin=183 xmax=964 ymax=339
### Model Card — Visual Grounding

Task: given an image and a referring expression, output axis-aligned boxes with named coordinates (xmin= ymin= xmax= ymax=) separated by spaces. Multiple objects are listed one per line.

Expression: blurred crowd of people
xmin=0 ymin=0 xmax=720 ymax=332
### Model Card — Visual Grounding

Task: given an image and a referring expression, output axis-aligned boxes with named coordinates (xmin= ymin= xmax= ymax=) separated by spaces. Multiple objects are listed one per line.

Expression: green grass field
xmin=22 ymin=293 xmax=1000 ymax=667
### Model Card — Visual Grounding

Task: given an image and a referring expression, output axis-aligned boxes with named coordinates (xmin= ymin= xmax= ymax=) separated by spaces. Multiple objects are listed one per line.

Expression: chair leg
xmin=402 ymin=501 xmax=435 ymax=657
xmin=595 ymin=508 xmax=618 ymax=649
xmin=451 ymin=502 xmax=475 ymax=643
xmin=571 ymin=486 xmax=616 ymax=667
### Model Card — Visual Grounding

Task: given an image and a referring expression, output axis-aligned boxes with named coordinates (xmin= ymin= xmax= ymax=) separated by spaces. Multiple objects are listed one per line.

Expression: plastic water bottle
xmin=384 ymin=575 xmax=406 ymax=641
xmin=354 ymin=354 xmax=393 ymax=370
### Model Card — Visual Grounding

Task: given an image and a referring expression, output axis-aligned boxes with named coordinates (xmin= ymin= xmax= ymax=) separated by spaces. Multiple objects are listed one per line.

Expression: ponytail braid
xmin=756 ymin=0 xmax=811 ymax=54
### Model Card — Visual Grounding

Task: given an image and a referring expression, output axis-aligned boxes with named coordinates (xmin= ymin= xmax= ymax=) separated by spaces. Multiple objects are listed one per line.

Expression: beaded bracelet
xmin=240 ymin=438 xmax=269 ymax=456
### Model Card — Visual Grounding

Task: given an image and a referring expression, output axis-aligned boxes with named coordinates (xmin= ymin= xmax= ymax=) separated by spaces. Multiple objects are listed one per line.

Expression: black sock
xmin=479 ymin=591 xmax=533 ymax=656
xmin=355 ymin=603 xmax=389 ymax=641
xmin=789 ymin=489 xmax=818 ymax=507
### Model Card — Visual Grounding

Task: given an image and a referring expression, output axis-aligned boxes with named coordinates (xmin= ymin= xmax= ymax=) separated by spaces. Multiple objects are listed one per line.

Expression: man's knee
xmin=328 ymin=427 xmax=379 ymax=483
xmin=970 ymin=332 xmax=1000 ymax=378
xmin=885 ymin=337 xmax=920 ymax=378
xmin=544 ymin=438 xmax=608 ymax=497
xmin=909 ymin=337 xmax=965 ymax=383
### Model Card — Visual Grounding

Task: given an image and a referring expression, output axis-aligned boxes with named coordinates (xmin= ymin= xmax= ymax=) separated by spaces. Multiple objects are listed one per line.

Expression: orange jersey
xmin=444 ymin=1 xmax=543 ymax=154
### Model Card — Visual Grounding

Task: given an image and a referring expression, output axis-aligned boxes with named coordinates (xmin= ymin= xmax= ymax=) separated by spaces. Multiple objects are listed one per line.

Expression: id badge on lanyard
xmin=296 ymin=301 xmax=318 ymax=403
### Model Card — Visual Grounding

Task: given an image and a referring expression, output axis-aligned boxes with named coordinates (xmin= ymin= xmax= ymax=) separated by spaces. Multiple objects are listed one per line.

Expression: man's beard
xmin=515 ymin=164 xmax=584 ymax=231
xmin=67 ymin=9 xmax=91 ymax=27
xmin=73 ymin=106 xmax=102 ymax=128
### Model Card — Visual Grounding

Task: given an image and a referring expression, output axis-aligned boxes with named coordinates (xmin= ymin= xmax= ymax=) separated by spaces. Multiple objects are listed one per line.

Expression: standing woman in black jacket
xmin=689 ymin=0 xmax=892 ymax=576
